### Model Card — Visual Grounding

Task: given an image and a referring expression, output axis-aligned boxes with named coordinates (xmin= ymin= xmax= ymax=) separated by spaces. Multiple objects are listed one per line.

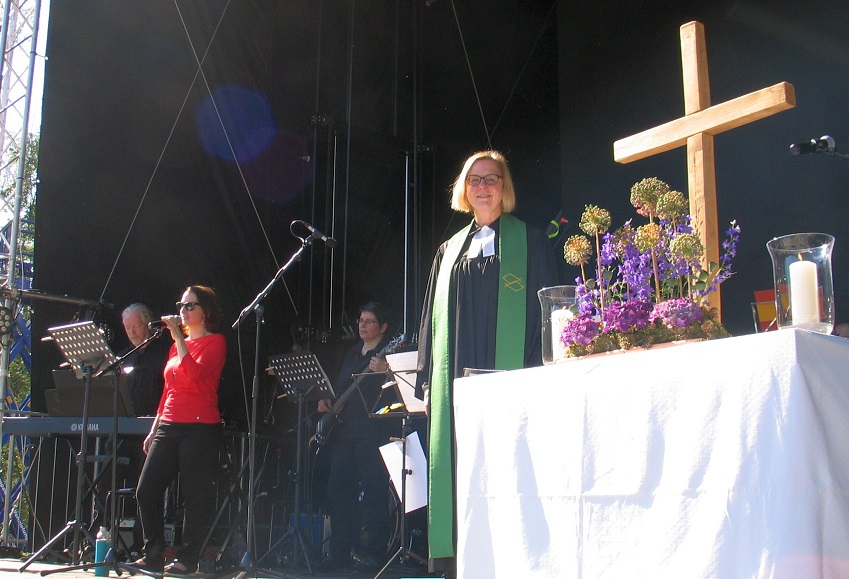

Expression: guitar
xmin=312 ymin=333 xmax=406 ymax=450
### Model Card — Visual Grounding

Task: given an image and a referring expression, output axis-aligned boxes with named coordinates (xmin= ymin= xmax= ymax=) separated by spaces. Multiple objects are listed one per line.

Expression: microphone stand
xmin=219 ymin=234 xmax=319 ymax=579
xmin=40 ymin=329 xmax=166 ymax=578
xmin=824 ymin=150 xmax=849 ymax=160
xmin=99 ymin=329 xmax=165 ymax=577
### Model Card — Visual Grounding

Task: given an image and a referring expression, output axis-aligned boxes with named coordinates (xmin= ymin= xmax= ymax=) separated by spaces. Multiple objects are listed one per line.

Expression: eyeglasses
xmin=466 ymin=174 xmax=502 ymax=187
xmin=176 ymin=301 xmax=201 ymax=311
xmin=356 ymin=318 xmax=378 ymax=326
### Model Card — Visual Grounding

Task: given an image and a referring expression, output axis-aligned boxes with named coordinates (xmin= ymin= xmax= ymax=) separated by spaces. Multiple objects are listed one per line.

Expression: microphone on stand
xmin=294 ymin=220 xmax=338 ymax=248
xmin=789 ymin=135 xmax=835 ymax=156
xmin=149 ymin=316 xmax=179 ymax=330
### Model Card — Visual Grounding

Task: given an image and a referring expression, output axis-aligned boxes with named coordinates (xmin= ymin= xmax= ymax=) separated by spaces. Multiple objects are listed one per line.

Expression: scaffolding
xmin=0 ymin=0 xmax=43 ymax=550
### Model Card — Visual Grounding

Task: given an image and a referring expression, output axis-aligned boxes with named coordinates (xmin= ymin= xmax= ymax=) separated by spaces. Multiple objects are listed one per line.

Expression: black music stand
xmin=260 ymin=352 xmax=334 ymax=573
xmin=20 ymin=321 xmax=118 ymax=573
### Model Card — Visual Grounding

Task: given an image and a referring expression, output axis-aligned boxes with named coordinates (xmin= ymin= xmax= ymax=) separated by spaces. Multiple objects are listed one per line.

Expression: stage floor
xmin=0 ymin=556 xmax=437 ymax=578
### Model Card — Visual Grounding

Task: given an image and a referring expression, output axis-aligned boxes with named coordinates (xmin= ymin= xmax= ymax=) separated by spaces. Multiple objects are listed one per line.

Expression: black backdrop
xmin=32 ymin=0 xmax=849 ymax=422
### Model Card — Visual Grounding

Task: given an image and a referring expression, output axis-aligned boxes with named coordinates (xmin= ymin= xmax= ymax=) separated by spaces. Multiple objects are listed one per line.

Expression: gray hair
xmin=122 ymin=303 xmax=154 ymax=323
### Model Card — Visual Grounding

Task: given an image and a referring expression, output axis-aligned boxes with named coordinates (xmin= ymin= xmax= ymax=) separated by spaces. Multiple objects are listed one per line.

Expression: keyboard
xmin=1 ymin=416 xmax=154 ymax=437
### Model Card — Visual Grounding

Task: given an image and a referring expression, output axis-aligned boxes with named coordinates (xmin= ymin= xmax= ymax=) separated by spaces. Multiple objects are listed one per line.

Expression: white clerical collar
xmin=467 ymin=225 xmax=496 ymax=258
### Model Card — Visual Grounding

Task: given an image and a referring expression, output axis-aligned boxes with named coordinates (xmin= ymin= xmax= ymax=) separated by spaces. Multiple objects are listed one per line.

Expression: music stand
xmin=20 ymin=321 xmax=118 ymax=573
xmin=370 ymin=353 xmax=427 ymax=578
xmin=262 ymin=352 xmax=333 ymax=573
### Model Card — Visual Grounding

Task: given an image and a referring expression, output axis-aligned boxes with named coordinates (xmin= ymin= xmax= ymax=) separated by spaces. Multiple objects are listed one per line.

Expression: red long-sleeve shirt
xmin=158 ymin=333 xmax=226 ymax=424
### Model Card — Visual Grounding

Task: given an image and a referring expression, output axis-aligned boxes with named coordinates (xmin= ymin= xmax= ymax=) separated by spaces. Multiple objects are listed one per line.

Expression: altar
xmin=452 ymin=329 xmax=849 ymax=578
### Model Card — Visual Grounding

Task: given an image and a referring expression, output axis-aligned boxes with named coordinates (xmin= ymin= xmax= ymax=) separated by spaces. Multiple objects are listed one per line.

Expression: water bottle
xmin=94 ymin=525 xmax=110 ymax=577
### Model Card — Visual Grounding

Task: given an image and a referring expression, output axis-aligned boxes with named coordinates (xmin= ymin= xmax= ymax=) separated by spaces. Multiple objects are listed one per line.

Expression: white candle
xmin=789 ymin=259 xmax=819 ymax=326
xmin=551 ymin=308 xmax=573 ymax=360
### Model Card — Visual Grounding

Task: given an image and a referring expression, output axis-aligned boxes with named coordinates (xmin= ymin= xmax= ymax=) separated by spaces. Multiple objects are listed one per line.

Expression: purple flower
xmin=575 ymin=278 xmax=597 ymax=316
xmin=652 ymin=298 xmax=703 ymax=328
xmin=696 ymin=220 xmax=741 ymax=298
xmin=561 ymin=314 xmax=601 ymax=346
xmin=602 ymin=300 xmax=653 ymax=332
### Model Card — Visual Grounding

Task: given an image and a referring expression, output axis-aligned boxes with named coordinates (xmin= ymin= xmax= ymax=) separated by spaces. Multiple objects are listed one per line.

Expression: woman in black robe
xmin=416 ymin=150 xmax=562 ymax=576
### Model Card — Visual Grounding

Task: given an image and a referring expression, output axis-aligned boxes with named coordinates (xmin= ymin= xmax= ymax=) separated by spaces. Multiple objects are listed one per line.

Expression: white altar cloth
xmin=453 ymin=329 xmax=849 ymax=579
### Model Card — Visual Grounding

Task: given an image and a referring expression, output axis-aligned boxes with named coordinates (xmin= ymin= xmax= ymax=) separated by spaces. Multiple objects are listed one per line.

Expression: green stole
xmin=428 ymin=213 xmax=527 ymax=559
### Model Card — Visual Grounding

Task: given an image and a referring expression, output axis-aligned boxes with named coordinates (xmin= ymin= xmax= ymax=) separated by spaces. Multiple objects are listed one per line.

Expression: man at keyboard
xmin=118 ymin=303 xmax=169 ymax=557
xmin=119 ymin=303 xmax=169 ymax=417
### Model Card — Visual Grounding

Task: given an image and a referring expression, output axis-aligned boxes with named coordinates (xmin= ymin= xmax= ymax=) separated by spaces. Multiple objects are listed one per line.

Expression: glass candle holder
xmin=537 ymin=285 xmax=578 ymax=364
xmin=766 ymin=232 xmax=835 ymax=334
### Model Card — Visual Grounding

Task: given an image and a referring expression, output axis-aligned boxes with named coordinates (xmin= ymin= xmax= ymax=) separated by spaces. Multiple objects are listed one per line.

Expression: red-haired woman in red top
xmin=130 ymin=285 xmax=226 ymax=575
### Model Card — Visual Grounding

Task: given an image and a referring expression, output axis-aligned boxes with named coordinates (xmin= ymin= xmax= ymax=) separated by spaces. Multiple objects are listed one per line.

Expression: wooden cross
xmin=613 ymin=21 xmax=796 ymax=317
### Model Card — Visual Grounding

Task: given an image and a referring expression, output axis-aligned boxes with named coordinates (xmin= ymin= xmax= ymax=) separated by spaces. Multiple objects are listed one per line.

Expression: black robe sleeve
xmin=415 ymin=242 xmax=446 ymax=399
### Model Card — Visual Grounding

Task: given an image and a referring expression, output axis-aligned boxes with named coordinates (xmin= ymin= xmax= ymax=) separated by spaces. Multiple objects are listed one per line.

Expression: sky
xmin=0 ymin=0 xmax=49 ymax=224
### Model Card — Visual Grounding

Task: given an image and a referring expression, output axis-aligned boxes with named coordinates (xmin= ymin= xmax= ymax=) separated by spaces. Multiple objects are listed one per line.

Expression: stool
xmin=105 ymin=487 xmax=137 ymax=555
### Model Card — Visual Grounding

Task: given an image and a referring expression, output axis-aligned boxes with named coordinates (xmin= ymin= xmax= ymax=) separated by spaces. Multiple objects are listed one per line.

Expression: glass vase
xmin=766 ymin=232 xmax=835 ymax=334
xmin=537 ymin=285 xmax=578 ymax=364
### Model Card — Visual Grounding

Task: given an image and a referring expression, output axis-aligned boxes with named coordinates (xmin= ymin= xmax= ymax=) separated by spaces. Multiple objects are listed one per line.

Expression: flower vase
xmin=766 ymin=232 xmax=835 ymax=334
xmin=537 ymin=285 xmax=578 ymax=364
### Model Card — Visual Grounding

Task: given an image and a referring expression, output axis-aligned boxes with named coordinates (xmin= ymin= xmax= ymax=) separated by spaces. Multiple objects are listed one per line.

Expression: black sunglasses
xmin=176 ymin=301 xmax=201 ymax=311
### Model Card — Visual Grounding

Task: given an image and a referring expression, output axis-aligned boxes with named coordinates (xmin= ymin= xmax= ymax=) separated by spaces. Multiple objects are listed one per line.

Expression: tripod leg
xmin=374 ymin=547 xmax=403 ymax=579
xmin=19 ymin=521 xmax=78 ymax=571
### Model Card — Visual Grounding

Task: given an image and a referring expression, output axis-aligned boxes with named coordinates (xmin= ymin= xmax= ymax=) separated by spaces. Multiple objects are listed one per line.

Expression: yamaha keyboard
xmin=1 ymin=416 xmax=154 ymax=437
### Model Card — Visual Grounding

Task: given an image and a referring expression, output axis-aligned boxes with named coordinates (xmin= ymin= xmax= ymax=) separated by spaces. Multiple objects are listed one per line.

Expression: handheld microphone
xmin=297 ymin=221 xmax=338 ymax=248
xmin=148 ymin=320 xmax=167 ymax=329
xmin=789 ymin=135 xmax=835 ymax=156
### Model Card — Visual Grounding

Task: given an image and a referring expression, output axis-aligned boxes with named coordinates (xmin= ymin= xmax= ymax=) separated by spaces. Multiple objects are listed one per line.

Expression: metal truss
xmin=0 ymin=0 xmax=42 ymax=551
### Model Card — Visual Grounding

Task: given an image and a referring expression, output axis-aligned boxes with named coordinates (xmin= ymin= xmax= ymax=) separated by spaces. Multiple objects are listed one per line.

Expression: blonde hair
xmin=450 ymin=150 xmax=516 ymax=214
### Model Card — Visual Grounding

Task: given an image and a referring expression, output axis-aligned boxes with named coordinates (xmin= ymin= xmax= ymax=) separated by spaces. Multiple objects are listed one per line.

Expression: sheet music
xmin=379 ymin=430 xmax=428 ymax=512
xmin=385 ymin=350 xmax=427 ymax=415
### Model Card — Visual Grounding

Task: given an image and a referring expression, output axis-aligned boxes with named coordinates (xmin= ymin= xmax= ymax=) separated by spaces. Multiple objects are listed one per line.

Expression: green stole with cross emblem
xmin=427 ymin=212 xmax=527 ymax=559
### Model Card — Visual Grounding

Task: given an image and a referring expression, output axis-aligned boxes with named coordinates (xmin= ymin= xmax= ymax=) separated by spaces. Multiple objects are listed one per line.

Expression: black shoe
xmin=126 ymin=556 xmax=165 ymax=573
xmin=164 ymin=559 xmax=196 ymax=575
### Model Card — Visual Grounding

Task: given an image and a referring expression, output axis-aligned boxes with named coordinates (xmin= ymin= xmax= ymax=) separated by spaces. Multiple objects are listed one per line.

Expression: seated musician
xmin=120 ymin=303 xmax=169 ymax=418
xmin=117 ymin=303 xmax=169 ymax=557
xmin=315 ymin=301 xmax=393 ymax=573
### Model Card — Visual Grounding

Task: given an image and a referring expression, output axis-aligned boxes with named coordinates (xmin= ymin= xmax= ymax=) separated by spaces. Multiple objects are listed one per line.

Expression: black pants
xmin=326 ymin=434 xmax=391 ymax=564
xmin=136 ymin=421 xmax=222 ymax=568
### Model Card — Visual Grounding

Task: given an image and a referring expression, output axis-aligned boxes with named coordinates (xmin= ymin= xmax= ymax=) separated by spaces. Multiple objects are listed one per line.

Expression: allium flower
xmin=579 ymin=205 xmax=612 ymax=236
xmin=652 ymin=298 xmax=703 ymax=328
xmin=630 ymin=177 xmax=670 ymax=217
xmin=635 ymin=223 xmax=662 ymax=252
xmin=602 ymin=300 xmax=653 ymax=332
xmin=561 ymin=314 xmax=601 ymax=347
xmin=563 ymin=235 xmax=593 ymax=266
xmin=656 ymin=190 xmax=688 ymax=220
xmin=669 ymin=233 xmax=703 ymax=261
